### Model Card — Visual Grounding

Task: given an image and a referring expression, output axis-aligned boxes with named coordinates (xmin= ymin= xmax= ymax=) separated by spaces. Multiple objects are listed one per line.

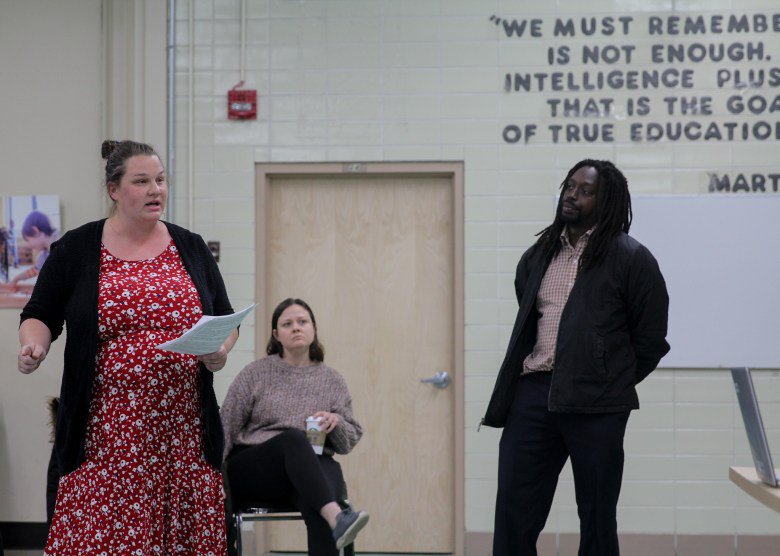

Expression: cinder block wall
xmin=170 ymin=0 xmax=780 ymax=542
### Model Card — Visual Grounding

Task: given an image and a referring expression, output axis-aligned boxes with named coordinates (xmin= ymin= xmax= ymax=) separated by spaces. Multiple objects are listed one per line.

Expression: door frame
xmin=255 ymin=161 xmax=465 ymax=555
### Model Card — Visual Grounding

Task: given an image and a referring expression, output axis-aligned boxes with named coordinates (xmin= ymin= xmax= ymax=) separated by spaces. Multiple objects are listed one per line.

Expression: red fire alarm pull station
xmin=227 ymin=82 xmax=257 ymax=120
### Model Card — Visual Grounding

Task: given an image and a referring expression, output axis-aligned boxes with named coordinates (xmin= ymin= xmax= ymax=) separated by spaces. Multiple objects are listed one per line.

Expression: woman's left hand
xmin=198 ymin=345 xmax=228 ymax=372
xmin=313 ymin=411 xmax=340 ymax=433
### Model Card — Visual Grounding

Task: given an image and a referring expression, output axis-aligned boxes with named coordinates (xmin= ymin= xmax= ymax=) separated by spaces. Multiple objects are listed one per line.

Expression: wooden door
xmin=260 ymin=171 xmax=458 ymax=552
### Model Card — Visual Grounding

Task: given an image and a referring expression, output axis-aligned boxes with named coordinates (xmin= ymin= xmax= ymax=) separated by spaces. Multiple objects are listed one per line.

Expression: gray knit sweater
xmin=220 ymin=354 xmax=362 ymax=460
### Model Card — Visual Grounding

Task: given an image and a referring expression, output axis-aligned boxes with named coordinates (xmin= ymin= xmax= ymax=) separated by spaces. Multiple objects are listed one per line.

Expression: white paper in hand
xmin=156 ymin=304 xmax=255 ymax=355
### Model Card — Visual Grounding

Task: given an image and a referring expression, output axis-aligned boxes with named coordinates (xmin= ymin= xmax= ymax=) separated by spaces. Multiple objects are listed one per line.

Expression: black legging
xmin=226 ymin=429 xmax=344 ymax=556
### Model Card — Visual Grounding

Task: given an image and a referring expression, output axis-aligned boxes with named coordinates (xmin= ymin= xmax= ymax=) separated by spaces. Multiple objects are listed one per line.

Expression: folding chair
xmin=224 ymin=465 xmax=356 ymax=556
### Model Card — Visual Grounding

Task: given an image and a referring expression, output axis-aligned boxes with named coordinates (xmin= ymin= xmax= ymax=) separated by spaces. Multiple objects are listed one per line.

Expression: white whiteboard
xmin=630 ymin=194 xmax=780 ymax=369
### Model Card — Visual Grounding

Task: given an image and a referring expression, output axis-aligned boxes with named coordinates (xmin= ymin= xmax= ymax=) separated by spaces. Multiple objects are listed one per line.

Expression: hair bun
xmin=101 ymin=140 xmax=120 ymax=160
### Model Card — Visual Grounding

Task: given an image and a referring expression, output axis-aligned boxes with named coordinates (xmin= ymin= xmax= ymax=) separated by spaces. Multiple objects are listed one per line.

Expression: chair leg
xmin=235 ymin=514 xmax=243 ymax=556
xmin=342 ymin=540 xmax=355 ymax=556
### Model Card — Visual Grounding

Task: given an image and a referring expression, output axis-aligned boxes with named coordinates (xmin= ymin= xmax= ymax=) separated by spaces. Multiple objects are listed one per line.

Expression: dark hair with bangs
xmin=22 ymin=211 xmax=56 ymax=239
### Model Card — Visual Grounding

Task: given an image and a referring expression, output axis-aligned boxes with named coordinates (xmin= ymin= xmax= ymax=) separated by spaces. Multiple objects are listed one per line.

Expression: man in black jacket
xmin=484 ymin=159 xmax=670 ymax=556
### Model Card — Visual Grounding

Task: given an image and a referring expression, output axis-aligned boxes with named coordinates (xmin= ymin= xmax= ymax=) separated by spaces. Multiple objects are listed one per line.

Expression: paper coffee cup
xmin=306 ymin=416 xmax=326 ymax=455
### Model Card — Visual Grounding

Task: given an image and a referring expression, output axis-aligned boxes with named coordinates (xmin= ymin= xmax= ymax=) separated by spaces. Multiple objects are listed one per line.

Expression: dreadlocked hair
xmin=534 ymin=159 xmax=632 ymax=271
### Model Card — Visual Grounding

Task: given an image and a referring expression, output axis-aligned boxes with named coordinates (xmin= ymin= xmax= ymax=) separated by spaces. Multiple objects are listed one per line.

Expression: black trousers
xmin=225 ymin=429 xmax=343 ymax=556
xmin=494 ymin=371 xmax=631 ymax=556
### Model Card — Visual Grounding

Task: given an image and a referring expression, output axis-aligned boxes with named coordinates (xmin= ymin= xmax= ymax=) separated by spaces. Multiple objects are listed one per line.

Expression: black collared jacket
xmin=20 ymin=219 xmax=234 ymax=474
xmin=482 ymin=232 xmax=670 ymax=428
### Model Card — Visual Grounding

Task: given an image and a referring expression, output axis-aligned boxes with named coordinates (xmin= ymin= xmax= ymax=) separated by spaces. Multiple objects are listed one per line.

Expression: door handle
xmin=420 ymin=371 xmax=451 ymax=389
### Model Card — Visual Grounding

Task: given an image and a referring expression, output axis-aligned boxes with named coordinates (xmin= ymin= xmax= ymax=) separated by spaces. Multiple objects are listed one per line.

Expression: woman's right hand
xmin=18 ymin=344 xmax=47 ymax=374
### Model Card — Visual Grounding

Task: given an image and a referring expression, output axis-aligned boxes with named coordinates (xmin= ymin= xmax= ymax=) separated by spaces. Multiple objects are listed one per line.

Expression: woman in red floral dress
xmin=19 ymin=140 xmax=237 ymax=555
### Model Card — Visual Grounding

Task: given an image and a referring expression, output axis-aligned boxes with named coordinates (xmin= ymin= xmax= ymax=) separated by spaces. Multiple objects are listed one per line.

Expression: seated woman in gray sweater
xmin=221 ymin=297 xmax=369 ymax=555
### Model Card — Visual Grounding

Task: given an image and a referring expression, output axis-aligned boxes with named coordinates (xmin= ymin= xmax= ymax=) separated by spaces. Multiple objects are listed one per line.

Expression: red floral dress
xmin=45 ymin=242 xmax=227 ymax=556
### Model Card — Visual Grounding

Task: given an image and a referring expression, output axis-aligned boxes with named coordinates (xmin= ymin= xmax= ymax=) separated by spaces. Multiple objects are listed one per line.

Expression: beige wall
xmin=0 ymin=0 xmax=103 ymax=522
xmin=0 ymin=0 xmax=166 ymax=522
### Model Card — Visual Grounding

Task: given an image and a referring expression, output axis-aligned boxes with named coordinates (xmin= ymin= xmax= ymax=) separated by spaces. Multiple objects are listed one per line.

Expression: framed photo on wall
xmin=0 ymin=195 xmax=61 ymax=308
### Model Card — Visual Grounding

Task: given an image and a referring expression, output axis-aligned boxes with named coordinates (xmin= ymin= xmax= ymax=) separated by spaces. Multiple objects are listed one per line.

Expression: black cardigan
xmin=20 ymin=219 xmax=234 ymax=474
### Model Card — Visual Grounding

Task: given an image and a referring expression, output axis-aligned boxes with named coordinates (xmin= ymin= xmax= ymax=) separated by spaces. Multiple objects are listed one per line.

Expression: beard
xmin=560 ymin=203 xmax=581 ymax=224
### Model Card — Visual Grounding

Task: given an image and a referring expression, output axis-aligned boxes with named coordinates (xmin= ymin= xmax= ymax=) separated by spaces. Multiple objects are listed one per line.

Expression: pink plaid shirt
xmin=522 ymin=227 xmax=594 ymax=375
